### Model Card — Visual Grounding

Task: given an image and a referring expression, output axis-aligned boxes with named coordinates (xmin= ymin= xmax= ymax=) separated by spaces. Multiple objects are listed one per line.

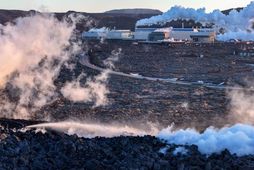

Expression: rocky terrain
xmin=1 ymin=118 xmax=254 ymax=170
xmin=0 ymin=8 xmax=254 ymax=169
xmin=88 ymin=41 xmax=254 ymax=85
xmin=36 ymin=40 xmax=254 ymax=130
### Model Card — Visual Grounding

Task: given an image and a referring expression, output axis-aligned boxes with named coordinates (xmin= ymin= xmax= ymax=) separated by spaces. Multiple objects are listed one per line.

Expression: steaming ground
xmin=0 ymin=14 xmax=112 ymax=119
xmin=24 ymin=121 xmax=254 ymax=156
xmin=42 ymin=40 xmax=254 ymax=130
xmin=26 ymin=121 xmax=159 ymax=138
xmin=1 ymin=13 xmax=254 ymax=169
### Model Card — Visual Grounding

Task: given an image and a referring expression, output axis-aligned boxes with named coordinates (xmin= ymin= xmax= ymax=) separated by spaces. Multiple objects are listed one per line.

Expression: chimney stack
xmin=182 ymin=22 xmax=184 ymax=28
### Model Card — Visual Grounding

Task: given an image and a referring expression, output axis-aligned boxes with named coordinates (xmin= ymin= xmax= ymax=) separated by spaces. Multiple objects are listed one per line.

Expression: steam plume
xmin=61 ymin=70 xmax=110 ymax=107
xmin=61 ymin=48 xmax=121 ymax=106
xmin=137 ymin=1 xmax=254 ymax=41
xmin=158 ymin=124 xmax=254 ymax=156
xmin=27 ymin=121 xmax=159 ymax=138
xmin=0 ymin=14 xmax=111 ymax=119
xmin=227 ymin=85 xmax=254 ymax=124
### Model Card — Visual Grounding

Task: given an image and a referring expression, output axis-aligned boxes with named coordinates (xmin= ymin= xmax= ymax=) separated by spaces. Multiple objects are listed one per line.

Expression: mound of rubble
xmin=0 ymin=119 xmax=254 ymax=170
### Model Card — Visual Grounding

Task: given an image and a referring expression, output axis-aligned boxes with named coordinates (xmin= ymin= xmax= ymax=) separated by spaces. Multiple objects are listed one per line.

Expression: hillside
xmin=0 ymin=7 xmax=244 ymax=31
xmin=105 ymin=8 xmax=162 ymax=15
xmin=0 ymin=9 xmax=157 ymax=31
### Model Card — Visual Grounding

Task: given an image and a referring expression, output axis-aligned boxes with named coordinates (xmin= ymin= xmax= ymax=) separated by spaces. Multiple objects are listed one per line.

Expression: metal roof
xmin=190 ymin=32 xmax=215 ymax=37
xmin=135 ymin=28 xmax=157 ymax=32
xmin=172 ymin=28 xmax=196 ymax=32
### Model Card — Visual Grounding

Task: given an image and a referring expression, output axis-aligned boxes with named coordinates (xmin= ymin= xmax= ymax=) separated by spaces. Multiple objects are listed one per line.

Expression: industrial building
xmin=134 ymin=28 xmax=157 ymax=40
xmin=83 ymin=28 xmax=133 ymax=40
xmin=82 ymin=28 xmax=109 ymax=40
xmin=190 ymin=31 xmax=216 ymax=43
xmin=170 ymin=28 xmax=198 ymax=41
xmin=107 ymin=30 xmax=133 ymax=40
xmin=148 ymin=28 xmax=171 ymax=41
xmin=83 ymin=27 xmax=216 ymax=43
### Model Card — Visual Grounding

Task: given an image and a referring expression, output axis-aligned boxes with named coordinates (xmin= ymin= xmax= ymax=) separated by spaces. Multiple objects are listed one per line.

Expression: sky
xmin=0 ymin=0 xmax=253 ymax=13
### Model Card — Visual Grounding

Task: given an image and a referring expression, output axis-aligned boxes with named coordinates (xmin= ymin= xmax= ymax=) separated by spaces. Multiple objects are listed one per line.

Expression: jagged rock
xmin=0 ymin=119 xmax=254 ymax=169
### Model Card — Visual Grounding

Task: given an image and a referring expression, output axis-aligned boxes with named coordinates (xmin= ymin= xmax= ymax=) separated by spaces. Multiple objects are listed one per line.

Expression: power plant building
xmin=170 ymin=28 xmax=198 ymax=41
xmin=148 ymin=28 xmax=171 ymax=41
xmin=134 ymin=28 xmax=157 ymax=40
xmin=83 ymin=27 xmax=216 ymax=43
xmin=82 ymin=28 xmax=109 ymax=39
xmin=107 ymin=30 xmax=133 ymax=40
xmin=190 ymin=32 xmax=216 ymax=43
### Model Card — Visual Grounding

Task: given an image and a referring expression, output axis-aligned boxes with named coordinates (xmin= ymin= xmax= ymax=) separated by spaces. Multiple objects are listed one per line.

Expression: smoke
xmin=0 ymin=14 xmax=111 ymax=119
xmin=0 ymin=14 xmax=75 ymax=119
xmin=227 ymin=84 xmax=254 ymax=124
xmin=61 ymin=70 xmax=110 ymax=107
xmin=158 ymin=124 xmax=254 ymax=156
xmin=0 ymin=14 xmax=73 ymax=87
xmin=217 ymin=30 xmax=254 ymax=41
xmin=136 ymin=1 xmax=254 ymax=41
xmin=27 ymin=121 xmax=159 ymax=138
xmin=103 ymin=48 xmax=122 ymax=69
xmin=61 ymin=48 xmax=121 ymax=107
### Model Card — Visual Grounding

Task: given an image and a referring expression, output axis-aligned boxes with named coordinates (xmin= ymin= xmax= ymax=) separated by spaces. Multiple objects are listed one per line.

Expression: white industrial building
xmin=107 ymin=30 xmax=133 ymax=40
xmin=83 ymin=27 xmax=216 ymax=43
xmin=82 ymin=27 xmax=109 ymax=40
xmin=134 ymin=28 xmax=157 ymax=40
xmin=170 ymin=28 xmax=198 ymax=41
xmin=134 ymin=27 xmax=215 ymax=42
xmin=190 ymin=31 xmax=216 ymax=43
xmin=148 ymin=28 xmax=171 ymax=41
xmin=82 ymin=28 xmax=133 ymax=40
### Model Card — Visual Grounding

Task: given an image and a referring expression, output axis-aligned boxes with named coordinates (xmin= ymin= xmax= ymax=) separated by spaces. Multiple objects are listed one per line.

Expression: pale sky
xmin=0 ymin=0 xmax=253 ymax=13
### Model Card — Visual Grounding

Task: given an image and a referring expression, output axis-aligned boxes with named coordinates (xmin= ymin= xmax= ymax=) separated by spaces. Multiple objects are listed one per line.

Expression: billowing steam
xmin=227 ymin=86 xmax=254 ymax=124
xmin=0 ymin=14 xmax=73 ymax=87
xmin=61 ymin=48 xmax=121 ymax=106
xmin=61 ymin=70 xmax=110 ymax=107
xmin=27 ymin=121 xmax=159 ymax=138
xmin=217 ymin=30 xmax=254 ymax=41
xmin=158 ymin=124 xmax=254 ymax=156
xmin=0 ymin=14 xmax=74 ymax=119
xmin=0 ymin=14 xmax=111 ymax=119
xmin=137 ymin=1 xmax=254 ymax=41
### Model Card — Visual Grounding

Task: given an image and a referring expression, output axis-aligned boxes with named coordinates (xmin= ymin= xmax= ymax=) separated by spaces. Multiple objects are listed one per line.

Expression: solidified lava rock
xmin=1 ymin=119 xmax=254 ymax=170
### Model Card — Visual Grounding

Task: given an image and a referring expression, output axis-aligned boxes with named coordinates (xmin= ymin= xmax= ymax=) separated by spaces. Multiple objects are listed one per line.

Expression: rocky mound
xmin=0 ymin=119 xmax=254 ymax=169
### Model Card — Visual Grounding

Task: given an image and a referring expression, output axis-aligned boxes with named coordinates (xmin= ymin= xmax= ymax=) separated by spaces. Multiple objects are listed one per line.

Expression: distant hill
xmin=0 ymin=9 xmax=158 ymax=31
xmin=105 ymin=8 xmax=162 ymax=15
xmin=0 ymin=7 xmax=244 ymax=32
xmin=0 ymin=9 xmax=29 ymax=23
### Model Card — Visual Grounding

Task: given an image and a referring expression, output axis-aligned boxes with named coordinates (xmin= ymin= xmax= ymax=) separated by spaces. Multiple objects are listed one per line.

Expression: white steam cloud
xmin=158 ymin=124 xmax=254 ymax=156
xmin=137 ymin=1 xmax=254 ymax=41
xmin=0 ymin=14 xmax=111 ymax=119
xmin=61 ymin=70 xmax=110 ymax=107
xmin=61 ymin=48 xmax=121 ymax=107
xmin=0 ymin=14 xmax=74 ymax=119
xmin=27 ymin=121 xmax=159 ymax=138
xmin=227 ymin=86 xmax=254 ymax=124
